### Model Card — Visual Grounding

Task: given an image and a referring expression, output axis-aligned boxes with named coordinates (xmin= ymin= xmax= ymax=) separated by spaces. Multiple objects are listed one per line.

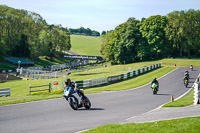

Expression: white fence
xmin=194 ymin=74 xmax=200 ymax=104
xmin=76 ymin=63 xmax=161 ymax=88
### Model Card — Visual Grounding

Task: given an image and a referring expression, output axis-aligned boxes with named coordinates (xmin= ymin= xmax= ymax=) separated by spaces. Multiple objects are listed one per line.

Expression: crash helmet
xmin=65 ymin=78 xmax=71 ymax=85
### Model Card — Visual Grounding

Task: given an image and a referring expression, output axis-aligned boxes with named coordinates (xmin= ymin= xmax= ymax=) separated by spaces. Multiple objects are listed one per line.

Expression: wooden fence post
xmin=49 ymin=82 xmax=51 ymax=92
xmin=29 ymin=85 xmax=31 ymax=95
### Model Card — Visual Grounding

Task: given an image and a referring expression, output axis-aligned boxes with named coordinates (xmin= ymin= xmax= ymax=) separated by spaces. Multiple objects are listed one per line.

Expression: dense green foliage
xmin=0 ymin=5 xmax=71 ymax=60
xmin=69 ymin=27 xmax=100 ymax=36
xmin=101 ymin=9 xmax=200 ymax=64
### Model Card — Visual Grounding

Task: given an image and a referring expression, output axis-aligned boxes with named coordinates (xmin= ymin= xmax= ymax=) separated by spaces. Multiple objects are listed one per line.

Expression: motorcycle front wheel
xmin=69 ymin=97 xmax=78 ymax=110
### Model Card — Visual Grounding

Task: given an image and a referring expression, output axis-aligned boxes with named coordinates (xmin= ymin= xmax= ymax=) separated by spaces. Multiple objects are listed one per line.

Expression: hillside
xmin=70 ymin=35 xmax=102 ymax=56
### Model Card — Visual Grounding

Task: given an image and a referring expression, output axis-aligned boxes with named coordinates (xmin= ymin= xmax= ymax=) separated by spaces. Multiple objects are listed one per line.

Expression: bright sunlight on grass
xmin=83 ymin=116 xmax=200 ymax=133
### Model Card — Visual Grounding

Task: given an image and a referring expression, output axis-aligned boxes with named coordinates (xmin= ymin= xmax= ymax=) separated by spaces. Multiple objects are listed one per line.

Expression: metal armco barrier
xmin=0 ymin=88 xmax=10 ymax=97
xmin=75 ymin=63 xmax=161 ymax=89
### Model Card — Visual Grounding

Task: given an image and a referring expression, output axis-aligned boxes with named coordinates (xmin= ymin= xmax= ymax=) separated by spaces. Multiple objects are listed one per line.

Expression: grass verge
xmin=84 ymin=67 xmax=174 ymax=94
xmin=0 ymin=66 xmax=174 ymax=106
xmin=163 ymin=88 xmax=194 ymax=107
xmin=83 ymin=117 xmax=200 ymax=133
xmin=70 ymin=35 xmax=101 ymax=56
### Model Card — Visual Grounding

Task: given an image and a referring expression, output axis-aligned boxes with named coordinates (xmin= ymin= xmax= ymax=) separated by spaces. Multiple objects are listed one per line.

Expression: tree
xmin=165 ymin=11 xmax=186 ymax=57
xmin=69 ymin=27 xmax=100 ymax=36
xmin=140 ymin=15 xmax=168 ymax=59
xmin=101 ymin=18 xmax=141 ymax=64
xmin=0 ymin=5 xmax=71 ymax=60
xmin=184 ymin=9 xmax=200 ymax=58
xmin=101 ymin=31 xmax=106 ymax=35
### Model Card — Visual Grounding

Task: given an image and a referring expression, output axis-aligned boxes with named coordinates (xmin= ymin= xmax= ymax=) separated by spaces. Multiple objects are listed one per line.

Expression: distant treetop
xmin=69 ymin=27 xmax=100 ymax=36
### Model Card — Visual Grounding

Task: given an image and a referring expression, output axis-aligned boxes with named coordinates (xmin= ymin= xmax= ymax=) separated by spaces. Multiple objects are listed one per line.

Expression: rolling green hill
xmin=70 ymin=35 xmax=102 ymax=56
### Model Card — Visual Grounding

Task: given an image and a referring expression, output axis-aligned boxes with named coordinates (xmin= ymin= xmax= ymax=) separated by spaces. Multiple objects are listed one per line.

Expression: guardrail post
xmin=8 ymin=88 xmax=10 ymax=96
xmin=49 ymin=82 xmax=51 ymax=92
xmin=29 ymin=85 xmax=31 ymax=95
xmin=194 ymin=82 xmax=200 ymax=104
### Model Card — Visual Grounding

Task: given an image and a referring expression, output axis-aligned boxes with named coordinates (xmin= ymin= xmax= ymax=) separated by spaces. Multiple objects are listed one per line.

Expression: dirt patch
xmin=0 ymin=73 xmax=21 ymax=82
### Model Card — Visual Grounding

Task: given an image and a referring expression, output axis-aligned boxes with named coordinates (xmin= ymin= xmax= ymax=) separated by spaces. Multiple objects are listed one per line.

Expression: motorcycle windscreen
xmin=64 ymin=87 xmax=74 ymax=96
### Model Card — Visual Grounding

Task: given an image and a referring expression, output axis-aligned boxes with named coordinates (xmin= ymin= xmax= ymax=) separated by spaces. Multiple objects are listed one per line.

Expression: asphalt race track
xmin=0 ymin=67 xmax=200 ymax=133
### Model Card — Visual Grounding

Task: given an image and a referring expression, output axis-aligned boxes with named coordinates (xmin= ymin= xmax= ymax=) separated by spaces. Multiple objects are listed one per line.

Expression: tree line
xmin=0 ymin=5 xmax=71 ymax=60
xmin=69 ymin=27 xmax=100 ymax=36
xmin=101 ymin=9 xmax=200 ymax=64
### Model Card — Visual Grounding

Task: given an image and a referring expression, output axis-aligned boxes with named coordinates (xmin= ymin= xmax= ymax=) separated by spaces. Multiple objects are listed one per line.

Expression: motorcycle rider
xmin=151 ymin=78 xmax=159 ymax=90
xmin=64 ymin=78 xmax=84 ymax=97
xmin=190 ymin=65 xmax=193 ymax=71
xmin=183 ymin=70 xmax=189 ymax=81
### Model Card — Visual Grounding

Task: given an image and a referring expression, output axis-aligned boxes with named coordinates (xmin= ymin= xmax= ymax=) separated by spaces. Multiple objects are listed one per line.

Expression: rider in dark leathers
xmin=151 ymin=78 xmax=159 ymax=90
xmin=64 ymin=78 xmax=84 ymax=97
xmin=183 ymin=70 xmax=189 ymax=81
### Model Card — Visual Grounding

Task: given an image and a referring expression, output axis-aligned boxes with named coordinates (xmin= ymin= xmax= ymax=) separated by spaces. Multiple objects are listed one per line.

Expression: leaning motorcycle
xmin=151 ymin=83 xmax=158 ymax=94
xmin=64 ymin=87 xmax=91 ymax=110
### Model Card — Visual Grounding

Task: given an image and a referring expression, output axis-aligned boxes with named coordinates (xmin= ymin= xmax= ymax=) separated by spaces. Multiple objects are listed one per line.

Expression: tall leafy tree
xmin=101 ymin=18 xmax=141 ymax=64
xmin=0 ymin=5 xmax=71 ymax=60
xmin=184 ymin=9 xmax=200 ymax=58
xmin=140 ymin=15 xmax=168 ymax=59
xmin=165 ymin=11 xmax=186 ymax=57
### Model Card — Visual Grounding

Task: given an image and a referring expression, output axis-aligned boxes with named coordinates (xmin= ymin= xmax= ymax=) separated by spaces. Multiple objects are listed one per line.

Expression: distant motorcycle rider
xmin=183 ymin=70 xmax=189 ymax=81
xmin=151 ymin=78 xmax=159 ymax=88
xmin=151 ymin=78 xmax=159 ymax=85
xmin=64 ymin=78 xmax=84 ymax=96
xmin=190 ymin=65 xmax=193 ymax=71
xmin=151 ymin=78 xmax=159 ymax=90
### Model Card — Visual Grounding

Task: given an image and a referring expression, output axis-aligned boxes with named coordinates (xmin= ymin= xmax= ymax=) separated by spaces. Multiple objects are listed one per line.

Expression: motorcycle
xmin=151 ymin=83 xmax=158 ymax=94
xmin=64 ymin=87 xmax=91 ymax=110
xmin=190 ymin=66 xmax=193 ymax=71
xmin=184 ymin=79 xmax=189 ymax=87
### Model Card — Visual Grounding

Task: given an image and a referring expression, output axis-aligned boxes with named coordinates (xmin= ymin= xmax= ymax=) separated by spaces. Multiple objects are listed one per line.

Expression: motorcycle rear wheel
xmin=153 ymin=90 xmax=157 ymax=95
xmin=84 ymin=96 xmax=91 ymax=109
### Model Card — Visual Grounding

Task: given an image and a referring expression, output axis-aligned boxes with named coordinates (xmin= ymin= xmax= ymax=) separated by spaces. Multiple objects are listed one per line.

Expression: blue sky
xmin=0 ymin=0 xmax=200 ymax=32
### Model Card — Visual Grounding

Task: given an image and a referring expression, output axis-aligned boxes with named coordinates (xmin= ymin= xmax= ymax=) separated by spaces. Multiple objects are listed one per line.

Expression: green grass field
xmin=1 ymin=58 xmax=200 ymax=105
xmin=154 ymin=58 xmax=200 ymax=67
xmin=83 ymin=116 xmax=200 ymax=133
xmin=0 ymin=63 xmax=169 ymax=105
xmin=1 ymin=35 xmax=199 ymax=132
xmin=34 ymin=56 xmax=72 ymax=67
xmin=84 ymin=66 xmax=174 ymax=94
xmin=70 ymin=35 xmax=102 ymax=56
xmin=163 ymin=88 xmax=194 ymax=107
